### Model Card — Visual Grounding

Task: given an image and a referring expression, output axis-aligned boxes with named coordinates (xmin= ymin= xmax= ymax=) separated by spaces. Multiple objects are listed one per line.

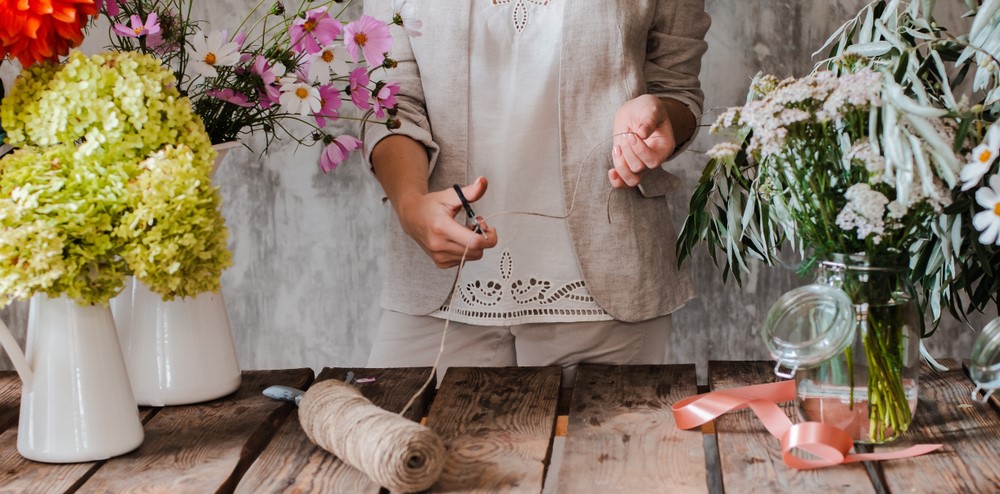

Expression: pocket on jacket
xmin=636 ymin=168 xmax=680 ymax=198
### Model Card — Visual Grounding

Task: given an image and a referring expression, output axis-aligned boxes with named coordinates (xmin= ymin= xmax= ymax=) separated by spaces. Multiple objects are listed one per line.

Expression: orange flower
xmin=0 ymin=0 xmax=98 ymax=66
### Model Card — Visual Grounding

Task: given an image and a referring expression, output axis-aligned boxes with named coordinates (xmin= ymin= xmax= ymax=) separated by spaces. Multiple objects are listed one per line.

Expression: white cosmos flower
xmin=188 ymin=31 xmax=240 ymax=77
xmin=961 ymin=124 xmax=1000 ymax=191
xmin=278 ymin=78 xmax=322 ymax=116
xmin=974 ymin=174 xmax=1000 ymax=245
xmin=308 ymin=45 xmax=351 ymax=83
xmin=392 ymin=0 xmax=422 ymax=37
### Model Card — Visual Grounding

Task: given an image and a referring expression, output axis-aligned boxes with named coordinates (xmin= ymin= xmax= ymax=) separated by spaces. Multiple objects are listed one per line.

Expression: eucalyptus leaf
xmin=847 ymin=41 xmax=894 ymax=56
xmin=861 ymin=6 xmax=875 ymax=43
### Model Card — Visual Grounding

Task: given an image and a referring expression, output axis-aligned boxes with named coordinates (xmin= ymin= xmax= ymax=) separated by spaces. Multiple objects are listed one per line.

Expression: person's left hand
xmin=609 ymin=94 xmax=676 ymax=189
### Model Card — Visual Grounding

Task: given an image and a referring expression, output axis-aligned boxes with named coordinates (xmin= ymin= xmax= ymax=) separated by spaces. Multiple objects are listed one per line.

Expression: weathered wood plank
xmin=74 ymin=369 xmax=313 ymax=494
xmin=0 ymin=407 xmax=159 ymax=494
xmin=426 ymin=366 xmax=561 ymax=494
xmin=556 ymin=364 xmax=707 ymax=493
xmin=0 ymin=431 xmax=100 ymax=494
xmin=234 ymin=367 xmax=435 ymax=494
xmin=879 ymin=359 xmax=1000 ymax=493
xmin=0 ymin=371 xmax=20 ymax=434
xmin=710 ymin=361 xmax=875 ymax=494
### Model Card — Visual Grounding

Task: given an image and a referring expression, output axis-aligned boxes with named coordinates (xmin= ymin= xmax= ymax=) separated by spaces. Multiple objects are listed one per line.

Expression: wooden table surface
xmin=0 ymin=360 xmax=998 ymax=493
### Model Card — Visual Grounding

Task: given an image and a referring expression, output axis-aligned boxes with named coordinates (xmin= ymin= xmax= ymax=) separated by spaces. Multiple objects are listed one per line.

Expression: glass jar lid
xmin=970 ymin=317 xmax=1000 ymax=403
xmin=762 ymin=284 xmax=855 ymax=379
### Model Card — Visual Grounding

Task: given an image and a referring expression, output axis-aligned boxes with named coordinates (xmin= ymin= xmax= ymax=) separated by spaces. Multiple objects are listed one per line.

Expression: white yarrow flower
xmin=707 ymin=142 xmax=741 ymax=160
xmin=278 ymin=79 xmax=322 ymax=116
xmin=836 ymin=183 xmax=889 ymax=243
xmin=188 ymin=31 xmax=240 ymax=77
xmin=973 ymin=174 xmax=1000 ymax=245
xmin=392 ymin=0 xmax=423 ymax=37
xmin=845 ymin=140 xmax=886 ymax=182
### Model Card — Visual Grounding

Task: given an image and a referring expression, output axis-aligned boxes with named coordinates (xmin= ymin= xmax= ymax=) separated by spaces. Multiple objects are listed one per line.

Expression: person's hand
xmin=394 ymin=177 xmax=498 ymax=269
xmin=609 ymin=94 xmax=677 ymax=188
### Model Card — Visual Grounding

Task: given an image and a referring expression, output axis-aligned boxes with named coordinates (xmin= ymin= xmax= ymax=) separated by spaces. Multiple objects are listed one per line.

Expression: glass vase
xmin=969 ymin=317 xmax=1000 ymax=402
xmin=797 ymin=253 xmax=921 ymax=444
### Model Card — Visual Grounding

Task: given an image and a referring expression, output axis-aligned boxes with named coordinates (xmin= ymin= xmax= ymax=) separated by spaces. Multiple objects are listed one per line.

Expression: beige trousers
xmin=367 ymin=311 xmax=672 ymax=386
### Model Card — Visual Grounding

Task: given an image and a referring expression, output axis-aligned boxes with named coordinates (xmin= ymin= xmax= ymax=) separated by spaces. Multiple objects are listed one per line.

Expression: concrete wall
xmin=0 ymin=0 xmax=988 ymax=381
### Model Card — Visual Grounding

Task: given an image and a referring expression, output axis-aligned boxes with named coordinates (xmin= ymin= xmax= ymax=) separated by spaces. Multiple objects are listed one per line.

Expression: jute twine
xmin=298 ymin=379 xmax=446 ymax=493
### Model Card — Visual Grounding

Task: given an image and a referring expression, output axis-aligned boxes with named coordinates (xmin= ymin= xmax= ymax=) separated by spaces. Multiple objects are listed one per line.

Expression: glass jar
xmin=970 ymin=317 xmax=1000 ymax=403
xmin=765 ymin=253 xmax=921 ymax=444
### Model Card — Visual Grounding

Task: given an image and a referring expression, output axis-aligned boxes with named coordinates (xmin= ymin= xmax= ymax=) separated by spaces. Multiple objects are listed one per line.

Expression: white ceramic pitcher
xmin=116 ymin=281 xmax=241 ymax=406
xmin=0 ymin=294 xmax=144 ymax=463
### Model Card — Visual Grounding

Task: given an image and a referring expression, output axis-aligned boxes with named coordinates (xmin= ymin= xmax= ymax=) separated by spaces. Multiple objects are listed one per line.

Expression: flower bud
xmin=269 ymin=2 xmax=285 ymax=15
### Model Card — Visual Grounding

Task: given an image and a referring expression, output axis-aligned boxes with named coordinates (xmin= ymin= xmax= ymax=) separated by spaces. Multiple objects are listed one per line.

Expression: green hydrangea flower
xmin=119 ymin=145 xmax=232 ymax=300
xmin=2 ymin=51 xmax=214 ymax=168
xmin=0 ymin=144 xmax=132 ymax=304
xmin=0 ymin=50 xmax=230 ymax=305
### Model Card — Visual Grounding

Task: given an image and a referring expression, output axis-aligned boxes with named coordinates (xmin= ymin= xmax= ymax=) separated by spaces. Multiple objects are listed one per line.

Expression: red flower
xmin=0 ymin=0 xmax=99 ymax=66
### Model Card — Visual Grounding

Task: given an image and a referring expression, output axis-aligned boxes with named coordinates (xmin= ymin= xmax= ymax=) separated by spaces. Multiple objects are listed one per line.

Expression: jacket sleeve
xmin=361 ymin=1 xmax=441 ymax=175
xmin=647 ymin=0 xmax=711 ymax=155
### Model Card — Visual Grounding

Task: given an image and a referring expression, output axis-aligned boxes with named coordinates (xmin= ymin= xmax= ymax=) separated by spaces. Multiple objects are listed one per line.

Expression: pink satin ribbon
xmin=672 ymin=380 xmax=942 ymax=469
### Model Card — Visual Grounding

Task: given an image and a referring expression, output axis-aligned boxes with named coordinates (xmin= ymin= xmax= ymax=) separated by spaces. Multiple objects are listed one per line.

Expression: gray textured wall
xmin=0 ymin=1 xmax=989 ymax=381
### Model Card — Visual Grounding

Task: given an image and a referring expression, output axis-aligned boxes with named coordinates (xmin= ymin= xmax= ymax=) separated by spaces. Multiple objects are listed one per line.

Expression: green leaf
xmin=954 ymin=117 xmax=973 ymax=152
xmin=894 ymin=50 xmax=910 ymax=83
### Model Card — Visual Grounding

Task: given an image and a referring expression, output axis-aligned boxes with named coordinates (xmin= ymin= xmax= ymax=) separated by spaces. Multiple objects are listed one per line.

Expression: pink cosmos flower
xmin=313 ymin=85 xmax=343 ymax=128
xmin=320 ymin=135 xmax=363 ymax=173
xmin=251 ymin=55 xmax=285 ymax=108
xmin=100 ymin=0 xmax=123 ymax=16
xmin=207 ymin=88 xmax=255 ymax=107
xmin=144 ymin=9 xmax=179 ymax=54
xmin=289 ymin=7 xmax=343 ymax=55
xmin=233 ymin=32 xmax=254 ymax=63
xmin=113 ymin=13 xmax=160 ymax=38
xmin=373 ymin=82 xmax=399 ymax=118
xmin=344 ymin=15 xmax=392 ymax=67
xmin=348 ymin=67 xmax=372 ymax=111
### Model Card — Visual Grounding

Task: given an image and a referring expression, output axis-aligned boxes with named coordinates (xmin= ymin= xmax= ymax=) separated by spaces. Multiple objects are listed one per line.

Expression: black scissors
xmin=452 ymin=184 xmax=488 ymax=238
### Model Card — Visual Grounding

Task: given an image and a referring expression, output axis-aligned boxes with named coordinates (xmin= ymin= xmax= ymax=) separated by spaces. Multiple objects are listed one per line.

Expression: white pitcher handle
xmin=0 ymin=315 xmax=32 ymax=386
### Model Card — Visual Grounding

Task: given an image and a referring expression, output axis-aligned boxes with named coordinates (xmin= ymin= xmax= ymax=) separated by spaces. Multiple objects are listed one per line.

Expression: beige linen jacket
xmin=363 ymin=0 xmax=710 ymax=322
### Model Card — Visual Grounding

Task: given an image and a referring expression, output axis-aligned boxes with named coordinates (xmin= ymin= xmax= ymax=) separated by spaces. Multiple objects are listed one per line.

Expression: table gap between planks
xmin=0 ymin=359 xmax=997 ymax=493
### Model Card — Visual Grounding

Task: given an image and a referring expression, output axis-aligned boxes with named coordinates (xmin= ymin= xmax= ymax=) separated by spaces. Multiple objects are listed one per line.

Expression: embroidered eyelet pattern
xmin=491 ymin=0 xmax=551 ymax=33
xmin=440 ymin=248 xmax=608 ymax=321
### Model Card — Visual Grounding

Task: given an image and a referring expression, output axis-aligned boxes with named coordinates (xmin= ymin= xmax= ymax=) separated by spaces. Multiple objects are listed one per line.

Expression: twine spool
xmin=298 ymin=379 xmax=446 ymax=493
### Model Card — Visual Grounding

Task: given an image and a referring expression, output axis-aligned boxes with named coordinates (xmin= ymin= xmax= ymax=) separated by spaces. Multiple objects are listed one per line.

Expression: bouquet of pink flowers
xmin=98 ymin=0 xmax=415 ymax=172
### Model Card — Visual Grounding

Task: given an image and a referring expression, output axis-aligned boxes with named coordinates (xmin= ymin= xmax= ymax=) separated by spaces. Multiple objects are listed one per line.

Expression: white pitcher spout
xmin=0 ymin=316 xmax=32 ymax=387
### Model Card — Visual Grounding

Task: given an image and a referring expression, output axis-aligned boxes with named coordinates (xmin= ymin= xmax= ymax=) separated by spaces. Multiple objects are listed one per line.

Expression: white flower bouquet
xmin=678 ymin=0 xmax=1000 ymax=442
xmin=679 ymin=0 xmax=1000 ymax=325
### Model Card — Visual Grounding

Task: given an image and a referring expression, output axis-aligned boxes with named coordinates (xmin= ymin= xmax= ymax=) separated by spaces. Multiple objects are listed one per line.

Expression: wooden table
xmin=0 ymin=360 xmax=998 ymax=493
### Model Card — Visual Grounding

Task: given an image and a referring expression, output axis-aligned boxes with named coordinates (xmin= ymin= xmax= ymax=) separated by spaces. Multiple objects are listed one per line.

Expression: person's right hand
xmin=394 ymin=177 xmax=498 ymax=269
